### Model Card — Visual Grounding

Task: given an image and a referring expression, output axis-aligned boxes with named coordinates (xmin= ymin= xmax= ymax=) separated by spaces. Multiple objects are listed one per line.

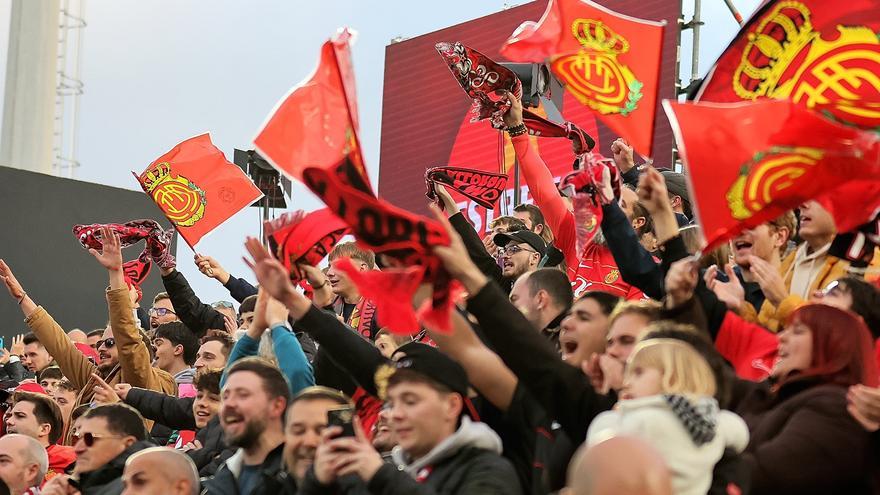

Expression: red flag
xmin=254 ymin=30 xmax=457 ymax=335
xmin=696 ymin=0 xmax=880 ymax=131
xmin=265 ymin=208 xmax=350 ymax=281
xmin=501 ymin=0 xmax=665 ymax=156
xmin=253 ymin=29 xmax=371 ymax=195
xmin=134 ymin=134 xmax=263 ymax=249
xmin=664 ymin=99 xmax=880 ymax=252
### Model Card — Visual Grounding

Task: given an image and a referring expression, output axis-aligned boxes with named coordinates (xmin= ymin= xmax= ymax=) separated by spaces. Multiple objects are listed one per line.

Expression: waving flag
xmin=664 ymin=99 xmax=880 ymax=252
xmin=501 ymin=0 xmax=665 ymax=156
xmin=696 ymin=0 xmax=880 ymax=131
xmin=134 ymin=134 xmax=262 ymax=248
xmin=254 ymin=29 xmax=458 ymax=335
xmin=265 ymin=208 xmax=350 ymax=281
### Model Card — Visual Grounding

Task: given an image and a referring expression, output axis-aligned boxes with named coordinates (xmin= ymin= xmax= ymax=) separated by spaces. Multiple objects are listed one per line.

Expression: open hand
xmin=747 ymin=255 xmax=787 ymax=307
xmin=244 ymin=237 xmax=297 ymax=304
xmin=10 ymin=334 xmax=25 ymax=356
xmin=0 ymin=259 xmax=26 ymax=301
xmin=89 ymin=226 xmax=123 ymax=272
xmin=705 ymin=264 xmax=745 ymax=312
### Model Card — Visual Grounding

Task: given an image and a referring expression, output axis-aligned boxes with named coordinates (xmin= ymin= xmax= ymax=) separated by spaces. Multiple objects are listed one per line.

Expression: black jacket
xmin=466 ymin=281 xmax=615 ymax=444
xmin=204 ymin=443 xmax=286 ymax=495
xmin=224 ymin=275 xmax=258 ymax=303
xmin=0 ymin=359 xmax=28 ymax=382
xmin=448 ymin=212 xmax=509 ymax=293
xmin=601 ymin=201 xmax=665 ymax=299
xmin=125 ymin=387 xmax=197 ymax=430
xmin=299 ymin=444 xmax=521 ymax=495
xmin=162 ymin=269 xmax=227 ymax=338
xmin=77 ymin=441 xmax=154 ymax=495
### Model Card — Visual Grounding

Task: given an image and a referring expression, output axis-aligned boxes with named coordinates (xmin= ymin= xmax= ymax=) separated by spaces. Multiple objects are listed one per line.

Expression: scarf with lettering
xmin=425 ymin=166 xmax=508 ymax=210
xmin=72 ymin=219 xmax=176 ymax=269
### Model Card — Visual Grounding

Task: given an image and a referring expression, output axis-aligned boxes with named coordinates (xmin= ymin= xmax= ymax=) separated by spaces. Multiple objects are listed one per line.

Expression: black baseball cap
xmin=390 ymin=343 xmax=469 ymax=397
xmin=493 ymin=230 xmax=547 ymax=257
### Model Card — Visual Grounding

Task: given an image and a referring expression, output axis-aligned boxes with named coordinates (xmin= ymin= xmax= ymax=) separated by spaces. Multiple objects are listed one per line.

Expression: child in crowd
xmin=586 ymin=339 xmax=749 ymax=495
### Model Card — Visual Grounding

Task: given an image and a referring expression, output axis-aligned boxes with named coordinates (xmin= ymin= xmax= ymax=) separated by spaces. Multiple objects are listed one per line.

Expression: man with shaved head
xmin=566 ymin=437 xmax=672 ymax=495
xmin=121 ymin=447 xmax=200 ymax=495
xmin=0 ymin=434 xmax=48 ymax=495
xmin=67 ymin=329 xmax=88 ymax=345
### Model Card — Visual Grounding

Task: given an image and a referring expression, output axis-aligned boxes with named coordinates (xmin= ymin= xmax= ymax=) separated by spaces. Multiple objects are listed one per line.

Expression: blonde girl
xmin=586 ymin=339 xmax=749 ymax=495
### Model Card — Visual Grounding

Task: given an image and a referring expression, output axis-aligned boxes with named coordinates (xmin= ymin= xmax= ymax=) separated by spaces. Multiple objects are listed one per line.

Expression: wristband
xmin=506 ymin=123 xmax=528 ymax=137
xmin=17 ymin=292 xmax=27 ymax=305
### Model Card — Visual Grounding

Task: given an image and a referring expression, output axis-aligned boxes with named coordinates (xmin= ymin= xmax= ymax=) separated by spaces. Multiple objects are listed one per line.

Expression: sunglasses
xmin=95 ymin=338 xmax=115 ymax=349
xmin=77 ymin=432 xmax=123 ymax=447
xmin=149 ymin=307 xmax=176 ymax=317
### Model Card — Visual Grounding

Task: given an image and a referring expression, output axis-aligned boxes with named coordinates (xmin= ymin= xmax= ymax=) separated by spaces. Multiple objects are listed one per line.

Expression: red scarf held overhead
xmin=302 ymin=159 xmax=459 ymax=335
xmin=425 ymin=166 xmax=508 ymax=210
xmin=72 ymin=219 xmax=176 ymax=269
xmin=264 ymin=208 xmax=350 ymax=281
xmin=435 ymin=41 xmax=594 ymax=151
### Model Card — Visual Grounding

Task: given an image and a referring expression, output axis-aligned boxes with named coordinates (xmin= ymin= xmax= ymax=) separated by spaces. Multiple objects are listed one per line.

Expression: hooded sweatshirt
xmin=587 ymin=395 xmax=749 ymax=495
xmin=391 ymin=416 xmax=503 ymax=478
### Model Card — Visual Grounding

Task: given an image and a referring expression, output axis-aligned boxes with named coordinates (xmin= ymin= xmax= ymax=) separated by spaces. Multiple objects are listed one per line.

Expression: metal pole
xmin=722 ymin=0 xmax=745 ymax=26
xmin=690 ymin=0 xmax=701 ymax=82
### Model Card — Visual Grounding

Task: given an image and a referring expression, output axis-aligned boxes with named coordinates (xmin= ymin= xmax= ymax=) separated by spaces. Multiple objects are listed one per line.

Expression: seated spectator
xmin=5 ymin=391 xmax=76 ymax=481
xmin=305 ymin=344 xmax=522 ymax=494
xmin=195 ymin=331 xmax=234 ymax=371
xmin=586 ymin=339 xmax=749 ymax=495
xmin=43 ymin=403 xmax=152 ymax=495
xmin=0 ymin=434 xmax=48 ymax=495
xmin=121 ymin=447 xmax=200 ymax=495
xmin=204 ymin=358 xmax=290 ymax=495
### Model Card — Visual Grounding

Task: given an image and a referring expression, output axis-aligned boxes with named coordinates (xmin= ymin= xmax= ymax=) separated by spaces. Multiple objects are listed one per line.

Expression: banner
xmin=501 ymin=0 xmax=665 ymax=156
xmin=265 ymin=209 xmax=350 ymax=281
xmin=697 ymin=0 xmax=880 ymax=131
xmin=664 ymin=99 xmax=880 ymax=252
xmin=134 ymin=134 xmax=263 ymax=249
xmin=425 ymin=166 xmax=508 ymax=210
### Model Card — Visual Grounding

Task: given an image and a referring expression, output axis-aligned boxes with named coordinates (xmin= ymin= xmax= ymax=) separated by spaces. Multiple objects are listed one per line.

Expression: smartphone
xmin=0 ymin=337 xmax=4 ymax=350
xmin=326 ymin=406 xmax=356 ymax=438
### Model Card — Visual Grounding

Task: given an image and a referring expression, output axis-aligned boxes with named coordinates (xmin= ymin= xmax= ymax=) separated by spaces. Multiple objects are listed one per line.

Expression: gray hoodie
xmin=390 ymin=416 xmax=503 ymax=477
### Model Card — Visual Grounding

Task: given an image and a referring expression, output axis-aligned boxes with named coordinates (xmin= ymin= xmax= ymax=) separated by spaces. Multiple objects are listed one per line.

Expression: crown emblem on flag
xmin=139 ymin=161 xmax=207 ymax=227
xmin=571 ymin=19 xmax=629 ymax=54
xmin=732 ymin=1 xmax=880 ymax=128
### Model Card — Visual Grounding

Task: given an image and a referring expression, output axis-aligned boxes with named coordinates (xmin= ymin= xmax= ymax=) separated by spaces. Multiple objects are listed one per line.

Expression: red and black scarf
xmin=425 ymin=166 xmax=508 ymax=210
xmin=265 ymin=208 xmax=350 ymax=281
xmin=73 ymin=219 xmax=175 ymax=269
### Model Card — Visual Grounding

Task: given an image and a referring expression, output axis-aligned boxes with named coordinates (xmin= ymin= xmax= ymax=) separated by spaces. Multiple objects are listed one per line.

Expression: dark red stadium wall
xmin=378 ymin=0 xmax=681 ymax=223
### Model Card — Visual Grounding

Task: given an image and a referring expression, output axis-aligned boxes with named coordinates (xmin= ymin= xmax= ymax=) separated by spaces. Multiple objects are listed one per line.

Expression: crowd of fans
xmin=0 ymin=93 xmax=879 ymax=495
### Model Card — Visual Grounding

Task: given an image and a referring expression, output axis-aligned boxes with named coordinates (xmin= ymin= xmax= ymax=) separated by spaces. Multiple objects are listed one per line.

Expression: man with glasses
xmin=150 ymin=293 xmax=180 ymax=331
xmin=41 ymin=403 xmax=151 ymax=495
xmin=494 ymin=230 xmax=547 ymax=284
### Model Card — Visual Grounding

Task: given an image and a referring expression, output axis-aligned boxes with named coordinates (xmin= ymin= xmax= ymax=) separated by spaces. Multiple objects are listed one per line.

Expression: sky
xmin=0 ymin=0 xmax=761 ymax=307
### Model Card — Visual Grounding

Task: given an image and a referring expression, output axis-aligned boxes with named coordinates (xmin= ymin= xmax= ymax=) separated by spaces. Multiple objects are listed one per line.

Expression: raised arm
xmin=195 ymin=254 xmax=258 ymax=303
xmin=242 ymin=237 xmax=385 ymax=396
xmin=93 ymin=227 xmax=175 ymax=393
xmin=430 ymin=205 xmax=611 ymax=442
xmin=161 ymin=262 xmax=226 ymax=338
xmin=0 ymin=259 xmax=96 ymax=390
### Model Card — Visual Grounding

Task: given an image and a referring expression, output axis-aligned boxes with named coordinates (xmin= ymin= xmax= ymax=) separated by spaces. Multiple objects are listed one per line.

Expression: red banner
xmin=265 ymin=208 xmax=350 ymax=281
xmin=697 ymin=0 xmax=880 ymax=131
xmin=501 ymin=0 xmax=665 ymax=156
xmin=664 ymin=99 xmax=880 ymax=252
xmin=134 ymin=134 xmax=262 ymax=248
xmin=425 ymin=166 xmax=508 ymax=210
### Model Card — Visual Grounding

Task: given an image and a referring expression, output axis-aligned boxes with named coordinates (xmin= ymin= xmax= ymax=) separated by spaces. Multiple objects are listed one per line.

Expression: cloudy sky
xmin=0 ymin=0 xmax=761 ymax=306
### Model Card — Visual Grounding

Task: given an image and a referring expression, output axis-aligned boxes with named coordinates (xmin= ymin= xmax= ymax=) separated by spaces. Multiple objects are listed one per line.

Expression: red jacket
xmin=513 ymin=134 xmax=644 ymax=300
xmin=45 ymin=444 xmax=76 ymax=482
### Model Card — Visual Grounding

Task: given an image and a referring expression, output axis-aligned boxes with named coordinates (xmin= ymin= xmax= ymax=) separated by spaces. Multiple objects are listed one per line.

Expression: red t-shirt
xmin=513 ymin=135 xmax=644 ymax=300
